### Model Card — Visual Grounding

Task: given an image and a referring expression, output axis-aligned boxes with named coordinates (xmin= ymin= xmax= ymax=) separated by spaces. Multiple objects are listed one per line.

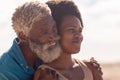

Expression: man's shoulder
xmin=0 ymin=70 xmax=20 ymax=80
xmin=0 ymin=72 xmax=9 ymax=80
xmin=0 ymin=51 xmax=12 ymax=64
xmin=0 ymin=61 xmax=19 ymax=80
xmin=0 ymin=52 xmax=34 ymax=80
xmin=0 ymin=52 xmax=20 ymax=72
xmin=0 ymin=57 xmax=32 ymax=80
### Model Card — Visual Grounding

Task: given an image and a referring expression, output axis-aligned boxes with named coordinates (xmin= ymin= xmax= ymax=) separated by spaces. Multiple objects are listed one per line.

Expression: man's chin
xmin=38 ymin=46 xmax=61 ymax=63
xmin=29 ymin=40 xmax=62 ymax=63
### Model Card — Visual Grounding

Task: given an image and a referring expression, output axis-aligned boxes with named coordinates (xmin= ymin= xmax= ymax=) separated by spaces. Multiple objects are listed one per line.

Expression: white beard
xmin=29 ymin=40 xmax=62 ymax=63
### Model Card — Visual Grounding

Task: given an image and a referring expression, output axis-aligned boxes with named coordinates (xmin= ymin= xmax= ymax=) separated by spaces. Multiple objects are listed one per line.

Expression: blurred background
xmin=0 ymin=0 xmax=120 ymax=80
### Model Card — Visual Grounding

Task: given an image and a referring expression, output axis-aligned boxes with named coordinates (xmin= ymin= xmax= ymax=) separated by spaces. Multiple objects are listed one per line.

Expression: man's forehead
xmin=40 ymin=15 xmax=55 ymax=28
xmin=32 ymin=16 xmax=55 ymax=31
xmin=42 ymin=21 xmax=55 ymax=31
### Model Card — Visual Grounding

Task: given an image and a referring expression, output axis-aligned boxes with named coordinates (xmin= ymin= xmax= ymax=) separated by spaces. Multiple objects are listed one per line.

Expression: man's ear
xmin=18 ymin=32 xmax=28 ymax=43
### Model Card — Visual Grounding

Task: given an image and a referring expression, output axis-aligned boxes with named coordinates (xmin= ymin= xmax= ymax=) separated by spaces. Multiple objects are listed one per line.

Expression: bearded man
xmin=0 ymin=1 xmax=61 ymax=80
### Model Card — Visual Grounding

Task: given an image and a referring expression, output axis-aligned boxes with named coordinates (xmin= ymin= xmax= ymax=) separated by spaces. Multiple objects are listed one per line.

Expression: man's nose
xmin=49 ymin=32 xmax=59 ymax=42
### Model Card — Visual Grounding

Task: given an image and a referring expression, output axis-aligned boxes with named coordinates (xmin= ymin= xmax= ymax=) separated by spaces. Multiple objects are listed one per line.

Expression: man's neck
xmin=19 ymin=42 xmax=38 ymax=68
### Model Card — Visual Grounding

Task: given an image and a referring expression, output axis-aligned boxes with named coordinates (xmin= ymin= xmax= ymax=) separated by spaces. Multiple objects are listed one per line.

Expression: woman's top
xmin=38 ymin=59 xmax=93 ymax=80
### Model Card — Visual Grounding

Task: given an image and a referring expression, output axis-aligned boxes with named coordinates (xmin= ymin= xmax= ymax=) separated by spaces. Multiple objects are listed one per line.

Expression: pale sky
xmin=0 ymin=0 xmax=120 ymax=63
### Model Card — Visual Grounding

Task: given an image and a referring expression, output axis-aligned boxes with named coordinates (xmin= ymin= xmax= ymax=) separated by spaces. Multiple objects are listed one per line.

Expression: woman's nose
xmin=74 ymin=32 xmax=83 ymax=40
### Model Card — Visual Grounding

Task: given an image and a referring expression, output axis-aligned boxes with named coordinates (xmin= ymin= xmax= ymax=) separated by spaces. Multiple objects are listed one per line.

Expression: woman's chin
xmin=71 ymin=49 xmax=80 ymax=54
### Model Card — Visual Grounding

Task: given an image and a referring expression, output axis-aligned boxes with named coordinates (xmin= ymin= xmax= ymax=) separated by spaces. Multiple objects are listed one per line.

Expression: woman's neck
xmin=46 ymin=52 xmax=74 ymax=70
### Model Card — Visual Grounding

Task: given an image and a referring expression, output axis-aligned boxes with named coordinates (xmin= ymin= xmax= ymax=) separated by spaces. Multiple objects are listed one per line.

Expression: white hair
xmin=29 ymin=40 xmax=62 ymax=63
xmin=12 ymin=1 xmax=51 ymax=36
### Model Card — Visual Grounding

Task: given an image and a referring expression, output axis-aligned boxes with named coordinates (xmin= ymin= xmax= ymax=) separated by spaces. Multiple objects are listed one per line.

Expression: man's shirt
xmin=0 ymin=38 xmax=43 ymax=80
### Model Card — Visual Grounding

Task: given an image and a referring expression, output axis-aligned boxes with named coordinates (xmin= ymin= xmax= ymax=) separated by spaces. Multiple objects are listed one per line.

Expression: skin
xmin=59 ymin=15 xmax=83 ymax=54
xmin=34 ymin=15 xmax=103 ymax=80
xmin=28 ymin=15 xmax=58 ymax=45
xmin=18 ymin=15 xmax=59 ymax=68
xmin=46 ymin=15 xmax=84 ymax=80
